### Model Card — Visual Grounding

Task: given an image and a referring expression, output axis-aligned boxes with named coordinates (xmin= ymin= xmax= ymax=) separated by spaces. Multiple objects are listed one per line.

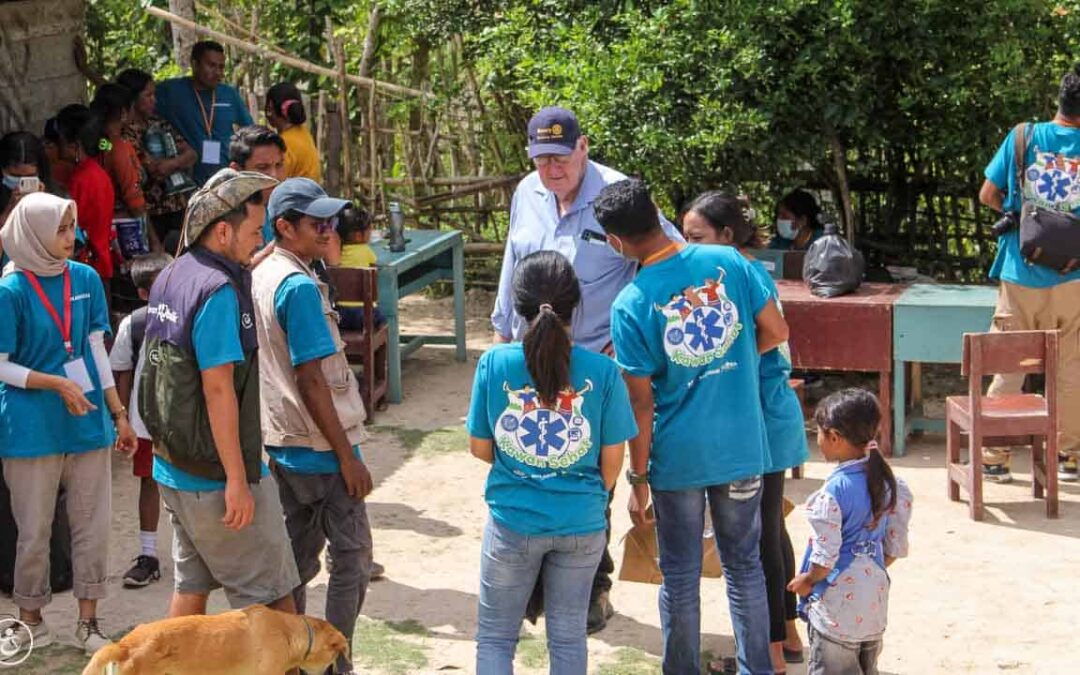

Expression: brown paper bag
xmin=619 ymin=497 xmax=797 ymax=585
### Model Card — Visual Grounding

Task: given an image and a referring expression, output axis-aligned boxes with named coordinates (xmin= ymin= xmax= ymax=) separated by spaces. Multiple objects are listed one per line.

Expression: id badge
xmin=63 ymin=357 xmax=95 ymax=393
xmin=201 ymin=140 xmax=222 ymax=165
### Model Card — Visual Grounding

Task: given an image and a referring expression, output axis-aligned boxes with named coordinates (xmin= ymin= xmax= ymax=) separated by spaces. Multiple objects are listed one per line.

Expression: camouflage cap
xmin=182 ymin=168 xmax=279 ymax=247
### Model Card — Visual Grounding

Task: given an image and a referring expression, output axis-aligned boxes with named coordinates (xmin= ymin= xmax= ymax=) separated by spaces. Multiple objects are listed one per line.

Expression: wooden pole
xmin=327 ymin=21 xmax=353 ymax=200
xmin=143 ymin=5 xmax=431 ymax=100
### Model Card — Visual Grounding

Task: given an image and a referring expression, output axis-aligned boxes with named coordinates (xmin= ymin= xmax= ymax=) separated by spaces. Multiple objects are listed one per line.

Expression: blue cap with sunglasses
xmin=267 ymin=177 xmax=350 ymax=224
xmin=527 ymin=106 xmax=581 ymax=159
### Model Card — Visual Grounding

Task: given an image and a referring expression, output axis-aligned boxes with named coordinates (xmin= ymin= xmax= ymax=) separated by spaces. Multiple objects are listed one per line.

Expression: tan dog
xmin=81 ymin=605 xmax=349 ymax=675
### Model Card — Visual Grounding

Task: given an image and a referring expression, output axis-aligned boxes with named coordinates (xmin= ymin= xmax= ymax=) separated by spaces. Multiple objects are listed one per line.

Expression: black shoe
xmin=122 ymin=555 xmax=161 ymax=588
xmin=370 ymin=560 xmax=385 ymax=581
xmin=982 ymin=463 xmax=1013 ymax=484
xmin=586 ymin=591 xmax=614 ymax=634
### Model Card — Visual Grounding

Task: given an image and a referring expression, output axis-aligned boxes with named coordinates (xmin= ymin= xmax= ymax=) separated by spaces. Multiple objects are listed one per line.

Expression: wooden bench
xmin=327 ymin=267 xmax=390 ymax=418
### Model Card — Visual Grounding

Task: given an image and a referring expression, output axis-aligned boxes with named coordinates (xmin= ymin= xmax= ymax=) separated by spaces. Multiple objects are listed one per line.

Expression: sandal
xmin=783 ymin=645 xmax=805 ymax=664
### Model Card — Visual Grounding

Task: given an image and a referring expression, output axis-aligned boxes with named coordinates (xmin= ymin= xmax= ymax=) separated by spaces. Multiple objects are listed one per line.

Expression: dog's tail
xmin=80 ymin=642 xmax=127 ymax=675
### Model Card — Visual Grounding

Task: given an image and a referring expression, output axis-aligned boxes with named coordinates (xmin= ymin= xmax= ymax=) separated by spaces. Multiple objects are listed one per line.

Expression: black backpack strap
xmin=130 ymin=306 xmax=149 ymax=364
xmin=1013 ymin=122 xmax=1033 ymax=190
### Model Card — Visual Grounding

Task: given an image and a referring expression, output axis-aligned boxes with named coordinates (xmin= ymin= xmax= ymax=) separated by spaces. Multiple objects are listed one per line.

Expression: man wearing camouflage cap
xmin=138 ymin=168 xmax=300 ymax=617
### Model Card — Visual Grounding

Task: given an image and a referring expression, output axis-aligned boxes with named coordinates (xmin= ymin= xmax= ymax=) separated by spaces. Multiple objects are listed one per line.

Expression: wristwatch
xmin=625 ymin=468 xmax=649 ymax=486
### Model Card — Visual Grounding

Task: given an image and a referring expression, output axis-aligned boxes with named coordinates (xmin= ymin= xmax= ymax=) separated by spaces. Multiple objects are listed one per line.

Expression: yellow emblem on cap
xmin=551 ymin=123 xmax=563 ymax=137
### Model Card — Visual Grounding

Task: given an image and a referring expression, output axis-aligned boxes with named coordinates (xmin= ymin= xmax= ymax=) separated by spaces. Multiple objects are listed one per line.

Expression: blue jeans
xmin=476 ymin=518 xmax=605 ymax=675
xmin=653 ymin=478 xmax=773 ymax=675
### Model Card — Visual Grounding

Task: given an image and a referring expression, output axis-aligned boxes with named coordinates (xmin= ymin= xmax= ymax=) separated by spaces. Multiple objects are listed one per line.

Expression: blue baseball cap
xmin=267 ymin=177 xmax=349 ymax=223
xmin=527 ymin=106 xmax=581 ymax=158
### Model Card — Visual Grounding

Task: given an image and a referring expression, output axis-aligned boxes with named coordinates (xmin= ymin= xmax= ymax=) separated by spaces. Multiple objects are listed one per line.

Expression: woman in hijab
xmin=0 ymin=192 xmax=135 ymax=656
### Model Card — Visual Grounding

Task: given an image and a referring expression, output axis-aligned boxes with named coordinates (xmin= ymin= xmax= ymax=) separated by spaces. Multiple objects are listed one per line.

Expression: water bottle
xmin=388 ymin=201 xmax=407 ymax=252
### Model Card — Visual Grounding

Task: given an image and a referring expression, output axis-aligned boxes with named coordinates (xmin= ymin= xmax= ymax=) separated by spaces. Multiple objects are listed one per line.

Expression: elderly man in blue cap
xmin=491 ymin=107 xmax=682 ymax=632
xmin=252 ymin=178 xmax=374 ymax=675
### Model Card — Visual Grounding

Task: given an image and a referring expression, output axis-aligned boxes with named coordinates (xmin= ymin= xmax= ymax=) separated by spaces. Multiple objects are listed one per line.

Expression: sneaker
xmin=122 ymin=555 xmax=161 ymax=588
xmin=1059 ymin=455 xmax=1079 ymax=482
xmin=75 ymin=618 xmax=111 ymax=655
xmin=370 ymin=560 xmax=385 ymax=581
xmin=8 ymin=617 xmax=51 ymax=653
xmin=586 ymin=591 xmax=615 ymax=635
xmin=982 ymin=463 xmax=1013 ymax=484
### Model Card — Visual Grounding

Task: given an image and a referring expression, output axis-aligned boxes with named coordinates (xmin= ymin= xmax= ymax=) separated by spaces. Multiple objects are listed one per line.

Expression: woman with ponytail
xmin=55 ymin=104 xmax=116 ymax=286
xmin=683 ymin=190 xmax=808 ymax=673
xmin=789 ymin=388 xmax=913 ymax=675
xmin=265 ymin=82 xmax=321 ymax=181
xmin=467 ymin=250 xmax=637 ymax=674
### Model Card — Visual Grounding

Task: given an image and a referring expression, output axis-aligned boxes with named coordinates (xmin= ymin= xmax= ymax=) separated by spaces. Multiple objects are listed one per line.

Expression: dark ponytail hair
xmin=814 ymin=387 xmax=897 ymax=527
xmin=512 ymin=251 xmax=581 ymax=406
xmin=55 ymin=104 xmax=107 ymax=158
xmin=267 ymin=82 xmax=307 ymax=125
xmin=681 ymin=190 xmax=763 ymax=248
xmin=90 ymin=83 xmax=133 ymax=125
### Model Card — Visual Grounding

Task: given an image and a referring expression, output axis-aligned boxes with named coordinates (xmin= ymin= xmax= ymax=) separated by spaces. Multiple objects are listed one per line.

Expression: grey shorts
xmin=160 ymin=476 xmax=300 ymax=607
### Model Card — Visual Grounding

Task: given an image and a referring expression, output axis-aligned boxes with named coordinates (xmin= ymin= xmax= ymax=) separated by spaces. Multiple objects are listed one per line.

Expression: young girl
xmin=789 ymin=388 xmax=913 ymax=675
xmin=682 ymin=191 xmax=809 ymax=674
xmin=266 ymin=82 xmax=321 ymax=181
xmin=467 ymin=250 xmax=637 ymax=674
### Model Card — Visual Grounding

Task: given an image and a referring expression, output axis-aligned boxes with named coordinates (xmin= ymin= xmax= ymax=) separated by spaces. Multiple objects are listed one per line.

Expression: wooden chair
xmin=789 ymin=378 xmax=806 ymax=479
xmin=946 ymin=330 xmax=1059 ymax=520
xmin=327 ymin=267 xmax=389 ymax=418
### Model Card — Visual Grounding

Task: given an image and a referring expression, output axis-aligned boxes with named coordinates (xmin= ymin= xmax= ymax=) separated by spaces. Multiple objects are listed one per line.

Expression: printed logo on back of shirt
xmin=656 ymin=268 xmax=742 ymax=368
xmin=147 ymin=302 xmax=178 ymax=324
xmin=495 ymin=380 xmax=593 ymax=469
xmin=1024 ymin=148 xmax=1080 ymax=211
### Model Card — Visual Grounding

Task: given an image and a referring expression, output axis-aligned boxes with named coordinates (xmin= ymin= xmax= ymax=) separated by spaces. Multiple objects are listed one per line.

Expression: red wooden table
xmin=775 ymin=281 xmax=908 ymax=455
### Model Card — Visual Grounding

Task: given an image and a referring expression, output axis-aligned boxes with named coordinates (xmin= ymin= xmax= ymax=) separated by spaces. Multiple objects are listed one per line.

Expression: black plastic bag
xmin=802 ymin=223 xmax=865 ymax=298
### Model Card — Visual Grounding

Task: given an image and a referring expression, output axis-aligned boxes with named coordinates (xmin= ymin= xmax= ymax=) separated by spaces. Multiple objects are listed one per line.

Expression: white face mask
xmin=606 ymin=234 xmax=630 ymax=260
xmin=776 ymin=219 xmax=798 ymax=240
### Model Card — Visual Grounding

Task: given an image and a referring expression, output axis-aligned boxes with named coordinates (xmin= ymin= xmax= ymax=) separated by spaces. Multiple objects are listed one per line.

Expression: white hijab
xmin=0 ymin=192 xmax=75 ymax=277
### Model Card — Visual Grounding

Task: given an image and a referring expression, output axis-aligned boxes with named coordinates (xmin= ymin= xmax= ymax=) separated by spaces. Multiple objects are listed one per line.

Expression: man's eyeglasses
xmin=533 ymin=154 xmax=575 ymax=168
xmin=310 ymin=217 xmax=338 ymax=234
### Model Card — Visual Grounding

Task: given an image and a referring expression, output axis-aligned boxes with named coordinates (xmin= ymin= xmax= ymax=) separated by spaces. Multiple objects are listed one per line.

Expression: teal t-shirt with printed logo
xmin=985 ymin=121 xmax=1080 ymax=288
xmin=610 ymin=244 xmax=770 ymax=491
xmin=467 ymin=343 xmax=637 ymax=536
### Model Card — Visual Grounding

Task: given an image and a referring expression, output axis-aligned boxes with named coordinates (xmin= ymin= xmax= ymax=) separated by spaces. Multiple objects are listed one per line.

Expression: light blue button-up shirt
xmin=491 ymin=160 xmax=682 ymax=352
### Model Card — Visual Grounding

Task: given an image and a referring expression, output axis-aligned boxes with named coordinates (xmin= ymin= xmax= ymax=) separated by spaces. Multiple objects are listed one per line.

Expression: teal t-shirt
xmin=985 ymin=121 xmax=1080 ymax=288
xmin=610 ymin=245 xmax=770 ymax=491
xmin=750 ymin=260 xmax=809 ymax=474
xmin=262 ymin=211 xmax=274 ymax=247
xmin=154 ymin=78 xmax=254 ymax=185
xmin=467 ymin=344 xmax=637 ymax=536
xmin=0 ymin=261 xmax=115 ymax=457
xmin=265 ymin=273 xmax=363 ymax=474
xmin=152 ymin=285 xmax=269 ymax=491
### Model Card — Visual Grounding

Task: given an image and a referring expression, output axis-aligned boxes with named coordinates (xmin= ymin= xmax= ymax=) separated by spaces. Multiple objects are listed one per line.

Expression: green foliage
xmin=86 ymin=0 xmax=175 ymax=76
xmin=353 ymin=616 xmax=430 ymax=674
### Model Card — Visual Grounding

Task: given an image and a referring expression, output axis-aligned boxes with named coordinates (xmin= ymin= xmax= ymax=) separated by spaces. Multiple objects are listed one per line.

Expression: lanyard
xmin=23 ymin=267 xmax=73 ymax=356
xmin=193 ymin=82 xmax=217 ymax=136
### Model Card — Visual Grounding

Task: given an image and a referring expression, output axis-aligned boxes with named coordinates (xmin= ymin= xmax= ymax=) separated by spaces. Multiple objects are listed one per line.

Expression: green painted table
xmin=892 ymin=283 xmax=998 ymax=455
xmin=372 ymin=229 xmax=466 ymax=403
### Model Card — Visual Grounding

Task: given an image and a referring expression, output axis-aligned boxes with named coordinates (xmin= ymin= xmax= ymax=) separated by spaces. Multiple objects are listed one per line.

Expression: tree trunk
xmin=829 ymin=129 xmax=856 ymax=242
xmin=168 ymin=0 xmax=197 ymax=72
xmin=358 ymin=3 xmax=380 ymax=78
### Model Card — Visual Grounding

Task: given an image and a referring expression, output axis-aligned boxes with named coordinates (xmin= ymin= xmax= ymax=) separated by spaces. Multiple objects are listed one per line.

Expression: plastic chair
xmin=946 ymin=330 xmax=1059 ymax=520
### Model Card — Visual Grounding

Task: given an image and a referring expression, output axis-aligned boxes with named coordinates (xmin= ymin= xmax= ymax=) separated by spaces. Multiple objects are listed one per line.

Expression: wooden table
xmin=776 ymin=281 xmax=908 ymax=455
xmin=892 ymin=283 xmax=998 ymax=455
xmin=372 ymin=229 xmax=466 ymax=403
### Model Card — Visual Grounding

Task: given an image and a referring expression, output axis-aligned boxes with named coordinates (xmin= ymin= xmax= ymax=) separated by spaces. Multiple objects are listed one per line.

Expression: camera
xmin=991 ymin=211 xmax=1018 ymax=237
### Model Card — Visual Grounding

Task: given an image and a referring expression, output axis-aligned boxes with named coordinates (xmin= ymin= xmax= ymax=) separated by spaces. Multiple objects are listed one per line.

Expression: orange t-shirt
xmin=100 ymin=135 xmax=146 ymax=215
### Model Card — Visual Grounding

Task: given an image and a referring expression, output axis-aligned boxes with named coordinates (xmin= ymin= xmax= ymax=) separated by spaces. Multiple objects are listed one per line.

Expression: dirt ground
xmin=4 ymin=290 xmax=1080 ymax=674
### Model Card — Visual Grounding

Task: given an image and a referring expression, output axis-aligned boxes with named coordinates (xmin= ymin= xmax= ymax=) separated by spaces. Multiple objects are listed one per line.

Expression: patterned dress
xmin=800 ymin=458 xmax=913 ymax=644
